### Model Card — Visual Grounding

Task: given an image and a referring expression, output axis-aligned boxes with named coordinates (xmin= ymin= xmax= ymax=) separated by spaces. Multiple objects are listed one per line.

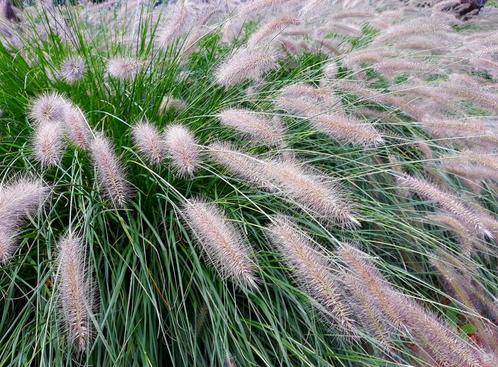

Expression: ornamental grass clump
xmin=0 ymin=0 xmax=497 ymax=366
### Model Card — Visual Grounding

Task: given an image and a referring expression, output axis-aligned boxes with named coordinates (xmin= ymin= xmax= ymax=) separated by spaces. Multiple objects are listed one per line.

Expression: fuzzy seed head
xmin=397 ymin=174 xmax=488 ymax=236
xmin=208 ymin=143 xmax=357 ymax=226
xmin=33 ymin=122 xmax=65 ymax=166
xmin=57 ymin=234 xmax=94 ymax=352
xmin=59 ymin=56 xmax=85 ymax=83
xmin=267 ymin=217 xmax=357 ymax=332
xmin=247 ymin=15 xmax=300 ymax=48
xmin=132 ymin=120 xmax=164 ymax=164
xmin=63 ymin=105 xmax=91 ymax=149
xmin=89 ymin=134 xmax=130 ymax=208
xmin=182 ymin=199 xmax=257 ymax=288
xmin=106 ymin=57 xmax=142 ymax=80
xmin=218 ymin=108 xmax=285 ymax=145
xmin=215 ymin=47 xmax=276 ymax=87
xmin=310 ymin=113 xmax=384 ymax=147
xmin=29 ymin=92 xmax=68 ymax=125
xmin=266 ymin=160 xmax=358 ymax=226
xmin=0 ymin=226 xmax=16 ymax=264
xmin=156 ymin=4 xmax=191 ymax=47
xmin=0 ymin=178 xmax=48 ymax=263
xmin=163 ymin=124 xmax=199 ymax=177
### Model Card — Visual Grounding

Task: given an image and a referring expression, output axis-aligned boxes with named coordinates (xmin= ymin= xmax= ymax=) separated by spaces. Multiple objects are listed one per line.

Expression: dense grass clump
xmin=0 ymin=0 xmax=497 ymax=366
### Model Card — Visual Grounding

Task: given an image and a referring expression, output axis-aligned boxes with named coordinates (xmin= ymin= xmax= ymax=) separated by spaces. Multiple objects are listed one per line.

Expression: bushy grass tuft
xmin=0 ymin=1 xmax=497 ymax=366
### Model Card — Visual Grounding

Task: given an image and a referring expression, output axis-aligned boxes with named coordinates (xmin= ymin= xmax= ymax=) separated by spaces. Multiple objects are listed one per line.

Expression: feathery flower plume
xmin=89 ymin=133 xmax=129 ymax=208
xmin=397 ymin=174 xmax=489 ymax=237
xmin=33 ymin=122 xmax=65 ymax=166
xmin=373 ymin=59 xmax=434 ymax=77
xmin=342 ymin=48 xmax=399 ymax=70
xmin=391 ymin=83 xmax=451 ymax=105
xmin=215 ymin=47 xmax=276 ymax=87
xmin=159 ymin=95 xmax=186 ymax=114
xmin=267 ymin=217 xmax=357 ymax=332
xmin=338 ymin=244 xmax=405 ymax=330
xmin=331 ymin=10 xmax=373 ymax=20
xmin=163 ymin=124 xmax=200 ymax=177
xmin=427 ymin=213 xmax=477 ymax=255
xmin=267 ymin=160 xmax=358 ymax=225
xmin=208 ymin=143 xmax=358 ymax=226
xmin=331 ymin=23 xmax=364 ymax=38
xmin=397 ymin=36 xmax=446 ymax=51
xmin=106 ymin=57 xmax=142 ymax=80
xmin=63 ymin=104 xmax=91 ymax=149
xmin=441 ymin=151 xmax=498 ymax=183
xmin=28 ymin=92 xmax=68 ymax=125
xmin=443 ymin=74 xmax=498 ymax=113
xmin=0 ymin=226 xmax=16 ymax=264
xmin=156 ymin=4 xmax=191 ymax=47
xmin=59 ymin=56 xmax=85 ymax=83
xmin=418 ymin=117 xmax=498 ymax=147
xmin=338 ymin=244 xmax=486 ymax=367
xmin=57 ymin=234 xmax=94 ymax=352
xmin=238 ymin=0 xmax=290 ymax=19
xmin=0 ymin=177 xmax=48 ymax=263
xmin=274 ymin=94 xmax=321 ymax=116
xmin=341 ymin=271 xmax=395 ymax=350
xmin=217 ymin=108 xmax=285 ymax=146
xmin=131 ymin=120 xmax=164 ymax=164
xmin=207 ymin=142 xmax=271 ymax=187
xmin=314 ymin=38 xmax=342 ymax=56
xmin=279 ymin=82 xmax=336 ymax=106
xmin=182 ymin=199 xmax=257 ymax=288
xmin=310 ymin=113 xmax=384 ymax=147
xmin=247 ymin=15 xmax=300 ymax=48
xmin=275 ymin=84 xmax=383 ymax=146
xmin=373 ymin=17 xmax=450 ymax=44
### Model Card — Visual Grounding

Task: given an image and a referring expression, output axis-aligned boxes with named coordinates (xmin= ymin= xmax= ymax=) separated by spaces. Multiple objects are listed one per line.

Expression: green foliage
xmin=0 ymin=2 xmax=496 ymax=367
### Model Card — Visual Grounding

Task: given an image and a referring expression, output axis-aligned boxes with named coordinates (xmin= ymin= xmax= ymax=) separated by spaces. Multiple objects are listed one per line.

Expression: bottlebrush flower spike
xmin=443 ymin=74 xmax=498 ymax=113
xmin=247 ymin=15 xmax=300 ymax=48
xmin=215 ymin=47 xmax=276 ymax=87
xmin=182 ymin=199 xmax=258 ymax=288
xmin=89 ymin=133 xmax=129 ymax=208
xmin=238 ymin=0 xmax=290 ymax=18
xmin=131 ymin=120 xmax=164 ymax=164
xmin=427 ymin=212 xmax=477 ymax=255
xmin=0 ymin=177 xmax=48 ymax=263
xmin=267 ymin=160 xmax=358 ymax=226
xmin=342 ymin=48 xmax=399 ymax=70
xmin=217 ymin=108 xmax=285 ymax=146
xmin=418 ymin=117 xmax=498 ymax=148
xmin=207 ymin=142 xmax=271 ymax=187
xmin=57 ymin=233 xmax=94 ymax=352
xmin=33 ymin=122 xmax=65 ymax=166
xmin=267 ymin=217 xmax=357 ymax=333
xmin=106 ymin=57 xmax=142 ymax=80
xmin=397 ymin=174 xmax=489 ymax=237
xmin=208 ymin=143 xmax=358 ymax=227
xmin=338 ymin=244 xmax=405 ymax=331
xmin=59 ymin=56 xmax=85 ymax=83
xmin=338 ymin=244 xmax=487 ymax=367
xmin=164 ymin=124 xmax=200 ymax=177
xmin=28 ymin=92 xmax=68 ymax=125
xmin=309 ymin=113 xmax=384 ymax=147
xmin=156 ymin=4 xmax=191 ymax=48
xmin=63 ymin=104 xmax=91 ymax=149
xmin=0 ymin=227 xmax=16 ymax=264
